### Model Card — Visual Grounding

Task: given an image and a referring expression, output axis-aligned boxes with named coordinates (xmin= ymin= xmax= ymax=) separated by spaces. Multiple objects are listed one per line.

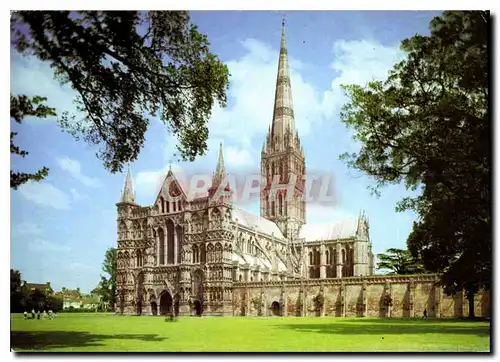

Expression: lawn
xmin=10 ymin=313 xmax=490 ymax=352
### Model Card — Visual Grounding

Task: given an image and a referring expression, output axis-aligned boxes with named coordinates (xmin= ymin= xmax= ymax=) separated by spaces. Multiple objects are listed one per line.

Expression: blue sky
xmin=10 ymin=10 xmax=441 ymax=293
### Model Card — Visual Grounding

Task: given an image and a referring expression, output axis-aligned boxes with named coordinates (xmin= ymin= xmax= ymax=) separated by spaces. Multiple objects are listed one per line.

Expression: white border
xmin=3 ymin=3 xmax=497 ymax=362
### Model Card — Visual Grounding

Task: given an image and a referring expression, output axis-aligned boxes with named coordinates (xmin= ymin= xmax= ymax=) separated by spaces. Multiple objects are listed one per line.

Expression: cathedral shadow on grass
xmin=11 ymin=331 xmax=166 ymax=351
xmin=335 ymin=317 xmax=491 ymax=324
xmin=273 ymin=321 xmax=490 ymax=338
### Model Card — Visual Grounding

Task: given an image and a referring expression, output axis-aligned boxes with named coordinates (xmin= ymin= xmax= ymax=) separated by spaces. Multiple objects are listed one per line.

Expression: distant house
xmin=82 ymin=294 xmax=101 ymax=311
xmin=59 ymin=288 xmax=83 ymax=310
xmin=24 ymin=282 xmax=53 ymax=295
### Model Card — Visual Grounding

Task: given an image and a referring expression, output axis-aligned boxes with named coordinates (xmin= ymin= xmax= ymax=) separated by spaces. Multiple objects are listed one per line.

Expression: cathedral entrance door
xmin=271 ymin=301 xmax=281 ymax=316
xmin=151 ymin=302 xmax=158 ymax=316
xmin=193 ymin=300 xmax=202 ymax=316
xmin=159 ymin=291 xmax=173 ymax=315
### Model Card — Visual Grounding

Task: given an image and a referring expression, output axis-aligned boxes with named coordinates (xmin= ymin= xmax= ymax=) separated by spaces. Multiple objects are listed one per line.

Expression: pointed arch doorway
xmin=159 ymin=291 xmax=173 ymax=315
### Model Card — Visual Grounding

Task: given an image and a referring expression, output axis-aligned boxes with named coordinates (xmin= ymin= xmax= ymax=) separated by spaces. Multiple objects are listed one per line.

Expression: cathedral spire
xmin=120 ymin=164 xmax=136 ymax=204
xmin=213 ymin=142 xmax=226 ymax=185
xmin=209 ymin=142 xmax=230 ymax=196
xmin=271 ymin=18 xmax=296 ymax=145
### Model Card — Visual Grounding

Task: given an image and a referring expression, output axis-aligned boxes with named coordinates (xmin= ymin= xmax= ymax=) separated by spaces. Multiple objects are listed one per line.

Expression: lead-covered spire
xmin=120 ymin=164 xmax=136 ymax=204
xmin=270 ymin=18 xmax=296 ymax=147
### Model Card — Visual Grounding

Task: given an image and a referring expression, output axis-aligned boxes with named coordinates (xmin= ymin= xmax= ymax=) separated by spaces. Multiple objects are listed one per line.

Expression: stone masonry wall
xmin=232 ymin=274 xmax=490 ymax=318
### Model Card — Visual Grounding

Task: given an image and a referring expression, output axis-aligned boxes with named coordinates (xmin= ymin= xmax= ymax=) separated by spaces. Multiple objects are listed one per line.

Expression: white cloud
xmin=306 ymin=204 xmax=358 ymax=224
xmin=56 ymin=156 xmax=102 ymax=187
xmin=28 ymin=238 xmax=71 ymax=253
xmin=70 ymin=188 xmax=85 ymax=201
xmin=10 ymin=52 xmax=82 ymax=125
xmin=225 ymin=146 xmax=254 ymax=167
xmin=14 ymin=222 xmax=43 ymax=237
xmin=320 ymin=39 xmax=406 ymax=121
xmin=18 ymin=181 xmax=71 ymax=210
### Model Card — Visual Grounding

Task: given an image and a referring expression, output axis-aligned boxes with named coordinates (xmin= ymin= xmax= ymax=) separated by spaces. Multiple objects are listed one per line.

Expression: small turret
xmin=119 ymin=165 xmax=136 ymax=204
xmin=208 ymin=142 xmax=231 ymax=198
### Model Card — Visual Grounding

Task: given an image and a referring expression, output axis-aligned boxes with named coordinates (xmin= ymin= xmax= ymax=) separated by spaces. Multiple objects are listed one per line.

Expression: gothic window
xmin=136 ymin=250 xmax=142 ymax=267
xmin=278 ymin=193 xmax=283 ymax=215
xmin=178 ymin=200 xmax=181 ymax=211
xmin=124 ymin=252 xmax=130 ymax=268
xmin=284 ymin=200 xmax=287 ymax=216
xmin=271 ymin=201 xmax=275 ymax=216
xmin=193 ymin=245 xmax=199 ymax=263
xmin=207 ymin=244 xmax=214 ymax=263
xmin=160 ymin=196 xmax=165 ymax=214
xmin=342 ymin=249 xmax=346 ymax=264
xmin=166 ymin=201 xmax=170 ymax=213
xmin=173 ymin=201 xmax=176 ymax=212
xmin=176 ymin=225 xmax=183 ymax=263
xmin=166 ymin=219 xmax=175 ymax=264
xmin=325 ymin=250 xmax=329 ymax=266
xmin=200 ymin=244 xmax=206 ymax=263
xmin=158 ymin=228 xmax=165 ymax=265
xmin=215 ymin=243 xmax=222 ymax=262
xmin=309 ymin=251 xmax=313 ymax=266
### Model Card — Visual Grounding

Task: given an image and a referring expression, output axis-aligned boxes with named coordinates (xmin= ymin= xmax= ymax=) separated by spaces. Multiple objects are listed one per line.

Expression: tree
xmin=96 ymin=247 xmax=117 ymax=311
xmin=11 ymin=11 xmax=230 ymax=177
xmin=339 ymin=11 xmax=489 ymax=318
xmin=10 ymin=95 xmax=56 ymax=189
xmin=10 ymin=269 xmax=25 ymax=312
xmin=376 ymin=248 xmax=425 ymax=275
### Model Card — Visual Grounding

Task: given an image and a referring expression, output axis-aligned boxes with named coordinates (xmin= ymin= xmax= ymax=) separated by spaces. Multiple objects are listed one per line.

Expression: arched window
xmin=309 ymin=252 xmax=313 ymax=265
xmin=176 ymin=225 xmax=183 ymax=263
xmin=178 ymin=200 xmax=181 ymax=211
xmin=160 ymin=196 xmax=165 ymax=214
xmin=166 ymin=201 xmax=170 ymax=213
xmin=193 ymin=245 xmax=199 ymax=263
xmin=166 ymin=219 xmax=175 ymax=264
xmin=278 ymin=193 xmax=283 ymax=215
xmin=158 ymin=228 xmax=165 ymax=265
xmin=173 ymin=201 xmax=176 ymax=212
xmin=239 ymin=274 xmax=242 ymax=282
xmin=136 ymin=250 xmax=142 ymax=267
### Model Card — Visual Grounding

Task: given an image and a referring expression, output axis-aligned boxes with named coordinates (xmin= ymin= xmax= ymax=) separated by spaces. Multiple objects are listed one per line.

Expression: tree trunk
xmin=466 ymin=290 xmax=475 ymax=318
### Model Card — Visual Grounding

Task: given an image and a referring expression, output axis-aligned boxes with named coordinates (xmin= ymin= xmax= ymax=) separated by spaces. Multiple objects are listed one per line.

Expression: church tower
xmin=261 ymin=19 xmax=306 ymax=241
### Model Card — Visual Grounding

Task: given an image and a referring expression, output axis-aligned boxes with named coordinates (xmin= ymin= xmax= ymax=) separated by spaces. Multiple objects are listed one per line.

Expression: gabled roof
xmin=153 ymin=168 xmax=187 ymax=206
xmin=232 ymin=208 xmax=286 ymax=240
xmin=299 ymin=218 xmax=358 ymax=242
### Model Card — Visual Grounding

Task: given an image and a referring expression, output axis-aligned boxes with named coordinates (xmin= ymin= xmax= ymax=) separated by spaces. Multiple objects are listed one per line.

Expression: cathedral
xmin=115 ymin=20 xmax=375 ymax=316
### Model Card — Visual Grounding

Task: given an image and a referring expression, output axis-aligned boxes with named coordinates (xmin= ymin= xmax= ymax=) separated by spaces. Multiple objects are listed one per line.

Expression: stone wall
xmin=232 ymin=274 xmax=490 ymax=318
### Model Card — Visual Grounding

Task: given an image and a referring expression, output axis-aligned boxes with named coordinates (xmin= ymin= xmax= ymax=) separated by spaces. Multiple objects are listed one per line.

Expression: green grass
xmin=11 ymin=313 xmax=490 ymax=352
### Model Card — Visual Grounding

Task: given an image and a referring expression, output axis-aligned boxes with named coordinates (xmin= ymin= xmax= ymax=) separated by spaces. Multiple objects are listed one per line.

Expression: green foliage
xmin=339 ymin=11 xmax=489 ymax=317
xmin=11 ymin=11 xmax=230 ymax=173
xmin=382 ymin=293 xmax=393 ymax=307
xmin=376 ymin=248 xmax=426 ymax=275
xmin=312 ymin=293 xmax=324 ymax=311
xmin=10 ymin=95 xmax=56 ymax=189
xmin=94 ymin=247 xmax=117 ymax=311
